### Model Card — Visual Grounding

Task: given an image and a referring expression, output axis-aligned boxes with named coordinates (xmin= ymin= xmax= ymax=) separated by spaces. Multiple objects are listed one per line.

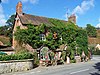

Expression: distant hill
xmin=0 ymin=36 xmax=11 ymax=46
xmin=88 ymin=30 xmax=100 ymax=44
xmin=97 ymin=29 xmax=100 ymax=38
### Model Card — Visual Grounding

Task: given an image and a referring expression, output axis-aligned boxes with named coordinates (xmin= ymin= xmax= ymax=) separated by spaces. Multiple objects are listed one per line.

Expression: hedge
xmin=0 ymin=52 xmax=34 ymax=61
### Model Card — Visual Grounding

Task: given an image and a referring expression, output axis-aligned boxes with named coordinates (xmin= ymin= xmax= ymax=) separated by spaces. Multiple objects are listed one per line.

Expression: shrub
xmin=33 ymin=52 xmax=39 ymax=67
xmin=0 ymin=52 xmax=34 ymax=61
xmin=93 ymin=50 xmax=100 ymax=55
xmin=49 ymin=51 xmax=55 ymax=60
xmin=70 ymin=59 xmax=76 ymax=63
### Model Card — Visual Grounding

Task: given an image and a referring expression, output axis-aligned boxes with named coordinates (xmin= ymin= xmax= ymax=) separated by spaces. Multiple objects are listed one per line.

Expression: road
xmin=2 ymin=55 xmax=100 ymax=75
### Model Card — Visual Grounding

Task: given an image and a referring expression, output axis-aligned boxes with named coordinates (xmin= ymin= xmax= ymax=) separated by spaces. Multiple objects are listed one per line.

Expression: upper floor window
xmin=39 ymin=34 xmax=46 ymax=41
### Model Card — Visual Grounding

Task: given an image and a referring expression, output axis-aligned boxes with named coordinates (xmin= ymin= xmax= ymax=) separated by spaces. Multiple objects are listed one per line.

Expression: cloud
xmin=65 ymin=0 xmax=94 ymax=21
xmin=72 ymin=0 xmax=94 ymax=14
xmin=65 ymin=12 xmax=68 ymax=21
xmin=0 ymin=4 xmax=6 ymax=26
xmin=30 ymin=0 xmax=39 ymax=4
xmin=2 ymin=0 xmax=8 ymax=3
xmin=96 ymin=23 xmax=100 ymax=28
xmin=20 ymin=0 xmax=28 ymax=3
xmin=96 ymin=18 xmax=100 ymax=28
xmin=20 ymin=0 xmax=39 ymax=4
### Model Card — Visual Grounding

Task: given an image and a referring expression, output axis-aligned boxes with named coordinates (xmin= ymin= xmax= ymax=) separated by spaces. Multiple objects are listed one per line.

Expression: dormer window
xmin=39 ymin=34 xmax=46 ymax=41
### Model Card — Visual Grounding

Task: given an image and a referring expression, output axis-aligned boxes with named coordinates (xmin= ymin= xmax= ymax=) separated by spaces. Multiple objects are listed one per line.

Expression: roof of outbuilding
xmin=0 ymin=46 xmax=14 ymax=51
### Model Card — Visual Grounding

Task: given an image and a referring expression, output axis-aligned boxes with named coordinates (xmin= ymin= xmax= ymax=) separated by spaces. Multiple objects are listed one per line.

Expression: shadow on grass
xmin=90 ymin=62 xmax=100 ymax=75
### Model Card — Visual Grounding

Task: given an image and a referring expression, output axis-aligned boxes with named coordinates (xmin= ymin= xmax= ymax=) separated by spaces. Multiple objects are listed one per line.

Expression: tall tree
xmin=0 ymin=14 xmax=15 ymax=45
xmin=6 ymin=14 xmax=15 ymax=27
xmin=86 ymin=24 xmax=97 ymax=37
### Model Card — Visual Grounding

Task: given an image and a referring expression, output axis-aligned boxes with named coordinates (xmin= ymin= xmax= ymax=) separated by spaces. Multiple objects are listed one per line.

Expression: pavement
xmin=1 ymin=55 xmax=100 ymax=75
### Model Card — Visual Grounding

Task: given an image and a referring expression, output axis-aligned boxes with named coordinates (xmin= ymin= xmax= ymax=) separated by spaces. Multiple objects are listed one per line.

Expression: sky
xmin=0 ymin=0 xmax=100 ymax=27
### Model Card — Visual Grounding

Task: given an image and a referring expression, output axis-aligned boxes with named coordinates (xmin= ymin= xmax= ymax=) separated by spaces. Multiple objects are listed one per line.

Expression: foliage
xmin=76 ymin=29 xmax=88 ymax=55
xmin=93 ymin=50 xmax=100 ymax=55
xmin=33 ymin=52 xmax=39 ymax=66
xmin=0 ymin=14 xmax=15 ymax=46
xmin=14 ymin=19 xmax=88 ymax=60
xmin=6 ymin=14 xmax=15 ymax=26
xmin=61 ymin=51 xmax=66 ymax=61
xmin=0 ymin=26 xmax=12 ymax=46
xmin=0 ymin=25 xmax=12 ymax=38
xmin=0 ymin=52 xmax=33 ymax=61
xmin=15 ymin=47 xmax=29 ymax=53
xmin=0 ymin=36 xmax=11 ymax=46
xmin=70 ymin=59 xmax=76 ymax=63
xmin=15 ymin=24 xmax=41 ymax=48
xmin=48 ymin=51 xmax=55 ymax=60
xmin=86 ymin=24 xmax=97 ymax=37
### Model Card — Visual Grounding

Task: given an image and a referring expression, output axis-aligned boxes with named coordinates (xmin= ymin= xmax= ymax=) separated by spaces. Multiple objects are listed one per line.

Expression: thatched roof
xmin=18 ymin=13 xmax=67 ymax=26
xmin=19 ymin=13 xmax=52 ymax=25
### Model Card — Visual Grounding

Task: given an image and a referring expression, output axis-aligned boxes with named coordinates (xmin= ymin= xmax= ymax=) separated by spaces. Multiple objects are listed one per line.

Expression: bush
xmin=93 ymin=50 xmax=100 ymax=55
xmin=0 ymin=52 xmax=34 ymax=61
xmin=33 ymin=52 xmax=39 ymax=66
xmin=0 ymin=36 xmax=11 ymax=46
xmin=70 ymin=59 xmax=76 ymax=63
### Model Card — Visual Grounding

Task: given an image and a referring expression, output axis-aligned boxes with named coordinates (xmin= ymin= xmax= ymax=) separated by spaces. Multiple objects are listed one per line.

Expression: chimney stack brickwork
xmin=12 ymin=2 xmax=23 ymax=49
xmin=68 ymin=14 xmax=76 ymax=24
xmin=16 ymin=1 xmax=22 ymax=15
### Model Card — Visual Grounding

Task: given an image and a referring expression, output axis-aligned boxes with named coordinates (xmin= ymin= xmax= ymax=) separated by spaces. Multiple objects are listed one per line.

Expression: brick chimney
xmin=16 ymin=1 xmax=23 ymax=15
xmin=68 ymin=14 xmax=76 ymax=24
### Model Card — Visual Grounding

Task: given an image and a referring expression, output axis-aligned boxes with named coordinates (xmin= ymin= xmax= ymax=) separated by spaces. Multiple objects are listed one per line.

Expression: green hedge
xmin=33 ymin=52 xmax=39 ymax=66
xmin=93 ymin=50 xmax=100 ymax=55
xmin=0 ymin=52 xmax=34 ymax=61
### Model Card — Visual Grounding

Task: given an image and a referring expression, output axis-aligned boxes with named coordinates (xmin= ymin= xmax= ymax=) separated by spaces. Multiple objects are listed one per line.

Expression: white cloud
xmin=65 ymin=12 xmax=68 ymax=21
xmin=0 ymin=4 xmax=6 ymax=26
xmin=20 ymin=0 xmax=39 ymax=4
xmin=96 ymin=18 xmax=100 ymax=28
xmin=20 ymin=0 xmax=28 ymax=3
xmin=96 ymin=23 xmax=100 ymax=28
xmin=2 ymin=0 xmax=8 ymax=3
xmin=72 ymin=0 xmax=94 ymax=14
xmin=30 ymin=0 xmax=39 ymax=4
xmin=65 ymin=0 xmax=94 ymax=21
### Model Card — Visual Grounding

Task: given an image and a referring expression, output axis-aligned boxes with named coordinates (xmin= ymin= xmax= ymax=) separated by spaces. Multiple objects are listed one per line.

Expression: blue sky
xmin=0 ymin=0 xmax=100 ymax=27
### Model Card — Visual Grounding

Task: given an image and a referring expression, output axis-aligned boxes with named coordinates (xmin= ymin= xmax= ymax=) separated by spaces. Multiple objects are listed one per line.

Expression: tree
xmin=0 ymin=14 xmax=15 ymax=37
xmin=86 ymin=24 xmax=97 ymax=37
xmin=76 ymin=29 xmax=88 ymax=56
xmin=6 ymin=14 xmax=15 ymax=26
xmin=6 ymin=14 xmax=15 ymax=44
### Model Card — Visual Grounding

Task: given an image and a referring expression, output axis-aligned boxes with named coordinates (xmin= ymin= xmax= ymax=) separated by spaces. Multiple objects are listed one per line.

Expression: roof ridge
xmin=23 ymin=13 xmax=67 ymax=22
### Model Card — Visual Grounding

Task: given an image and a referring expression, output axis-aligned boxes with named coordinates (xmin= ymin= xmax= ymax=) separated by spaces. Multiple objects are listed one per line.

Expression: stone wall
xmin=0 ymin=59 xmax=34 ymax=74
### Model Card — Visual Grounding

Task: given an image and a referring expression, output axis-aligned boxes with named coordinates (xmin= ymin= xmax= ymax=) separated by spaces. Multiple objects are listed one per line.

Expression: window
xmin=39 ymin=34 xmax=46 ymax=41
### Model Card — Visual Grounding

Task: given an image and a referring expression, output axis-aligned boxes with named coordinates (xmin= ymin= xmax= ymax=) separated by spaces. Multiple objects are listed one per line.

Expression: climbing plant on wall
xmin=14 ymin=20 xmax=88 ymax=59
